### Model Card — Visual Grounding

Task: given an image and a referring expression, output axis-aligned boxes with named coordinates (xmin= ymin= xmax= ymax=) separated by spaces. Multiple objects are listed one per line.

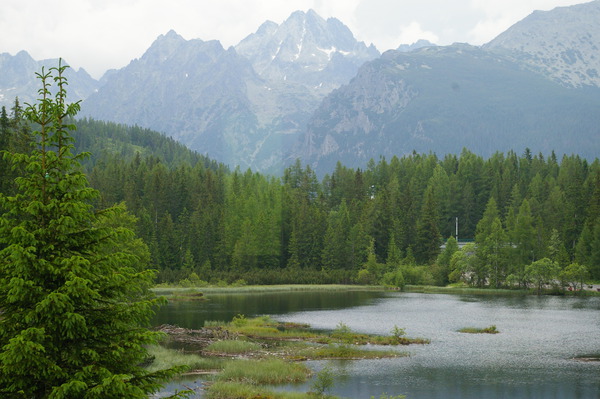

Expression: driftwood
xmin=156 ymin=324 xmax=238 ymax=348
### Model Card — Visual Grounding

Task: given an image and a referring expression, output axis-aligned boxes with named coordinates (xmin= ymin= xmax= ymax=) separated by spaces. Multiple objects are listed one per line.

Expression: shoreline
xmin=152 ymin=283 xmax=600 ymax=298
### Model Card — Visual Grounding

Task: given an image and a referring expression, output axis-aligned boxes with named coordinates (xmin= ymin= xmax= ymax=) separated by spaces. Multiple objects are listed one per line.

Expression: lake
xmin=154 ymin=289 xmax=600 ymax=398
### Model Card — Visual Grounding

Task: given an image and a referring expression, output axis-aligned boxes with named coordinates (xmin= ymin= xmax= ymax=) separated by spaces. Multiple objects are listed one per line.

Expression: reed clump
xmin=458 ymin=325 xmax=499 ymax=334
xmin=205 ymin=339 xmax=262 ymax=354
xmin=217 ymin=358 xmax=311 ymax=385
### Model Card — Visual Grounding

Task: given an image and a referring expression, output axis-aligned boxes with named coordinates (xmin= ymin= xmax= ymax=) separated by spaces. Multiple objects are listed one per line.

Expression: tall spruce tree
xmin=0 ymin=62 xmax=184 ymax=398
xmin=415 ymin=186 xmax=441 ymax=264
xmin=0 ymin=106 xmax=10 ymax=194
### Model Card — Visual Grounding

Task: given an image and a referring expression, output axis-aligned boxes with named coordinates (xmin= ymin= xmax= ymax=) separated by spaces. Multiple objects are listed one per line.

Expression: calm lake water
xmin=153 ymin=290 xmax=600 ymax=399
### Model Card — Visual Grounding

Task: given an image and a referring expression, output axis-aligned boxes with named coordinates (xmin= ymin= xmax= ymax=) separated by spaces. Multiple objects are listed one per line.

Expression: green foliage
xmin=177 ymin=272 xmax=209 ymax=288
xmin=382 ymin=268 xmax=405 ymax=289
xmin=27 ymin=101 xmax=600 ymax=286
xmin=232 ymin=314 xmax=248 ymax=327
xmin=356 ymin=268 xmax=375 ymax=285
xmin=401 ymin=264 xmax=434 ymax=286
xmin=526 ymin=258 xmax=559 ymax=294
xmin=415 ymin=186 xmax=441 ymax=264
xmin=391 ymin=325 xmax=406 ymax=340
xmin=0 ymin=62 xmax=183 ymax=398
xmin=310 ymin=366 xmax=335 ymax=397
xmin=333 ymin=321 xmax=352 ymax=336
xmin=559 ymin=262 xmax=590 ymax=292
xmin=434 ymin=236 xmax=459 ymax=285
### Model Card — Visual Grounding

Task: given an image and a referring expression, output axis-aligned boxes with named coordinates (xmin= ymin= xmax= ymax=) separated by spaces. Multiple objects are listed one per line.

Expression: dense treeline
xmin=72 ymin=118 xmax=224 ymax=171
xmin=2 ymin=104 xmax=599 ymax=287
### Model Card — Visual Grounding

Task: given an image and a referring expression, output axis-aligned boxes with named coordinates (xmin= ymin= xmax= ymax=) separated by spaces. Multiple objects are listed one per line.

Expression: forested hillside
xmin=2 ymin=105 xmax=599 ymax=287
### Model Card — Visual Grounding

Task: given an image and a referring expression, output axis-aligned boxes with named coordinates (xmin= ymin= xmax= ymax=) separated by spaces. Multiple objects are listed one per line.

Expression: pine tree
xmin=475 ymin=198 xmax=509 ymax=287
xmin=588 ymin=220 xmax=600 ymax=279
xmin=509 ymin=199 xmax=537 ymax=284
xmin=321 ymin=200 xmax=352 ymax=270
xmin=436 ymin=236 xmax=458 ymax=285
xmin=415 ymin=186 xmax=441 ymax=264
xmin=0 ymin=106 xmax=10 ymax=194
xmin=0 ymin=62 xmax=184 ymax=398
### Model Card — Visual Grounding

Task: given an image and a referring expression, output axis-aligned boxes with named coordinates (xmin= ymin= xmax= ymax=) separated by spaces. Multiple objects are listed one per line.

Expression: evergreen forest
xmin=2 ymin=100 xmax=599 ymax=289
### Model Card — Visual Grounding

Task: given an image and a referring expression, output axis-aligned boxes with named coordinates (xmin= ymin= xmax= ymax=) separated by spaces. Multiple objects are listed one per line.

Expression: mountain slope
xmin=0 ymin=51 xmax=98 ymax=107
xmin=81 ymin=30 xmax=263 ymax=167
xmin=294 ymin=44 xmax=600 ymax=174
xmin=485 ymin=0 xmax=600 ymax=87
xmin=81 ymin=11 xmax=379 ymax=173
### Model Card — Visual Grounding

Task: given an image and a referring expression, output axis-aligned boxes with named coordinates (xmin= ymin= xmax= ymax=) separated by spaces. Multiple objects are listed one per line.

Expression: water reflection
xmin=153 ymin=289 xmax=387 ymax=328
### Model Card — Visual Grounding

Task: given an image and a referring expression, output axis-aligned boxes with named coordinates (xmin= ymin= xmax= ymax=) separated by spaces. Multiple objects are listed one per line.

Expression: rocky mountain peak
xmin=397 ymin=39 xmax=436 ymax=52
xmin=235 ymin=9 xmax=379 ymax=87
xmin=484 ymin=0 xmax=600 ymax=87
xmin=0 ymin=51 xmax=98 ymax=107
xmin=140 ymin=30 xmax=229 ymax=68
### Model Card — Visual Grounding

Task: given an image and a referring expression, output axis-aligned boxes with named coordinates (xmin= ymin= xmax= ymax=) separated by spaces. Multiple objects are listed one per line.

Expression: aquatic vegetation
xmin=217 ymin=358 xmax=311 ymax=385
xmin=458 ymin=325 xmax=499 ymax=334
xmin=206 ymin=381 xmax=310 ymax=399
xmin=154 ymin=315 xmax=425 ymax=398
xmin=205 ymin=339 xmax=263 ymax=355
xmin=146 ymin=345 xmax=223 ymax=373
xmin=310 ymin=366 xmax=335 ymax=396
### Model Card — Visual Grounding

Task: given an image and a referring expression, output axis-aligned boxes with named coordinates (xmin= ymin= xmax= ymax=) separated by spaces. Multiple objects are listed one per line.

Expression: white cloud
xmin=467 ymin=0 xmax=585 ymax=44
xmin=397 ymin=22 xmax=440 ymax=47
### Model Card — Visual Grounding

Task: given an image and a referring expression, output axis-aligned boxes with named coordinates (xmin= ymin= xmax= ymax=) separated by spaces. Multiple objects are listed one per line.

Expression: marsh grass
xmin=205 ymin=339 xmax=262 ymax=354
xmin=217 ymin=358 xmax=311 ymax=385
xmin=168 ymin=291 xmax=205 ymax=302
xmin=206 ymin=315 xmax=319 ymax=341
xmin=161 ymin=315 xmax=426 ymax=397
xmin=206 ymin=315 xmax=428 ymax=347
xmin=206 ymin=381 xmax=311 ymax=399
xmin=146 ymin=345 xmax=223 ymax=373
xmin=458 ymin=325 xmax=499 ymax=334
xmin=292 ymin=343 xmax=406 ymax=360
xmin=326 ymin=322 xmax=429 ymax=346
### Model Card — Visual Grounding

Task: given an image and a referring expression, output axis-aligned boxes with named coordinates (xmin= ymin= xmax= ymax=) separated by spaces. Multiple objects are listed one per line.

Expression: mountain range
xmin=1 ymin=1 xmax=600 ymax=174
xmin=0 ymin=50 xmax=98 ymax=107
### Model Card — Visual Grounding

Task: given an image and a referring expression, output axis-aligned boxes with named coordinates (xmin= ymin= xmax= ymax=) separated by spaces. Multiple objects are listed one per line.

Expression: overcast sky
xmin=1 ymin=0 xmax=588 ymax=79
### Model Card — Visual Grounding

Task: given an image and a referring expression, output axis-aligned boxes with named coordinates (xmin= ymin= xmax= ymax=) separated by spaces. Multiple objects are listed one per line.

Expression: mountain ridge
xmin=80 ymin=10 xmax=381 ymax=172
xmin=484 ymin=0 xmax=600 ymax=87
xmin=0 ymin=50 xmax=98 ymax=107
xmin=1 ymin=3 xmax=599 ymax=175
xmin=293 ymin=43 xmax=600 ymax=174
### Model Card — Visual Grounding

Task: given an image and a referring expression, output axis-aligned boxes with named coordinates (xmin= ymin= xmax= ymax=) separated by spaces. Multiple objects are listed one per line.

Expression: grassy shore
xmin=155 ymin=283 xmax=600 ymax=299
xmin=404 ymin=285 xmax=530 ymax=296
xmin=405 ymin=284 xmax=600 ymax=296
xmin=152 ymin=284 xmax=382 ymax=298
xmin=153 ymin=283 xmax=600 ymax=302
xmin=151 ymin=315 xmax=424 ymax=398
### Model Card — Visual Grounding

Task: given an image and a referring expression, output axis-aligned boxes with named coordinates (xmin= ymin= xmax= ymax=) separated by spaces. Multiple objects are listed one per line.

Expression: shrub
xmin=310 ymin=366 xmax=335 ymax=397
